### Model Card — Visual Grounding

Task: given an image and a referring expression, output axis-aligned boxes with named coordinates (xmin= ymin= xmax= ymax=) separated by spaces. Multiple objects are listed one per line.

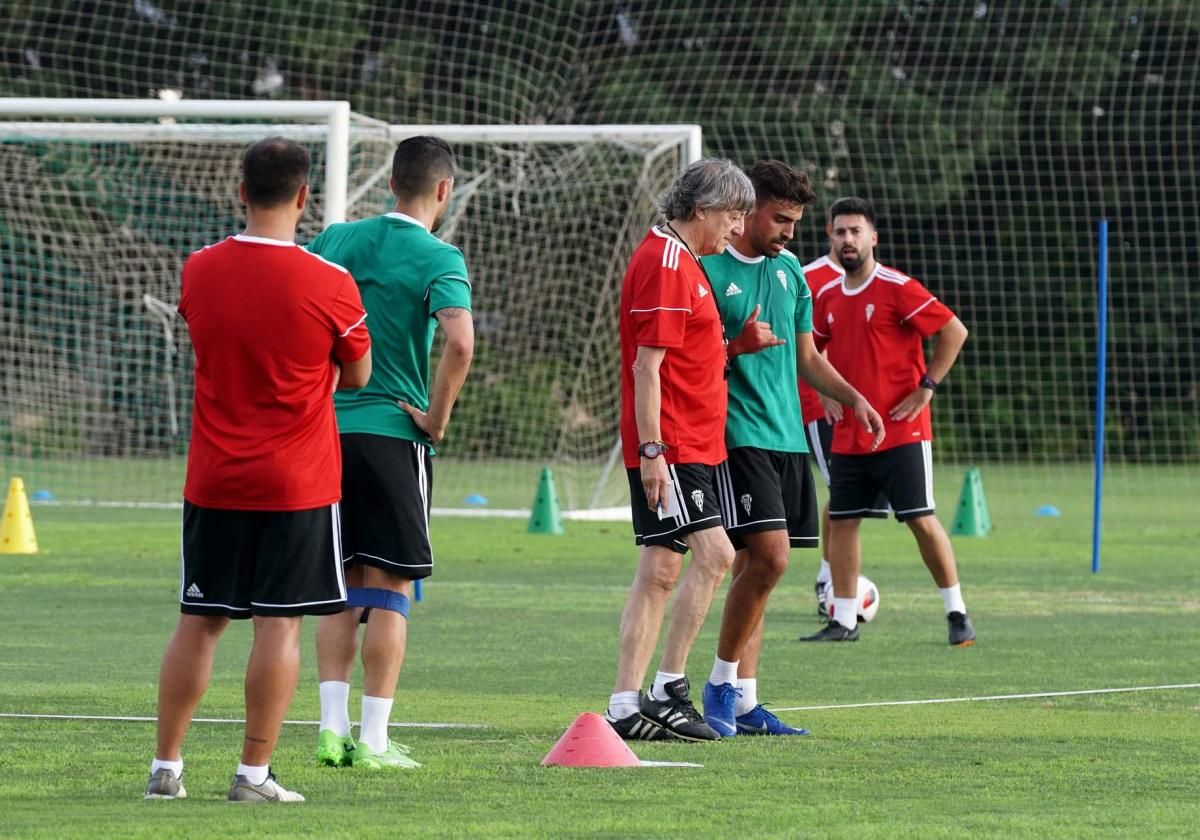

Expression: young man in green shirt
xmin=308 ymin=136 xmax=475 ymax=769
xmin=700 ymin=160 xmax=884 ymax=736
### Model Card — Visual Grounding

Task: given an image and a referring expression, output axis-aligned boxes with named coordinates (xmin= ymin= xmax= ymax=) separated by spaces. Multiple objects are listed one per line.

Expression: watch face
xmin=641 ymin=443 xmax=663 ymax=458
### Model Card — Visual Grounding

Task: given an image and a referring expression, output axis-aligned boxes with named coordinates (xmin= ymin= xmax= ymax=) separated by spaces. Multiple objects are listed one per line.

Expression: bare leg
xmin=613 ymin=545 xmax=684 ymax=692
xmin=359 ymin=567 xmax=412 ymax=699
xmin=317 ymin=565 xmax=364 ymax=683
xmin=906 ymin=514 xmax=959 ymax=588
xmin=828 ymin=518 xmax=863 ymax=599
xmin=716 ymin=529 xmax=789 ymax=669
xmin=241 ymin=615 xmax=302 ymax=766
xmin=658 ymin=526 xmax=735 ymax=674
xmin=155 ymin=614 xmax=230 ymax=760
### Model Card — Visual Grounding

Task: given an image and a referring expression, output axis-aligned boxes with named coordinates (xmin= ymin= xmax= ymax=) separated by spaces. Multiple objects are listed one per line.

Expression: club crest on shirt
xmin=691 ymin=489 xmax=705 ymax=511
xmin=865 ymin=303 xmax=875 ymax=322
xmin=776 ymin=270 xmax=787 ymax=290
xmin=740 ymin=493 xmax=752 ymax=515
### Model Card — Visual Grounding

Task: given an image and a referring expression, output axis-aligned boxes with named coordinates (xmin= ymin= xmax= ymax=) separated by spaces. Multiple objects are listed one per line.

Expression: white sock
xmin=650 ymin=670 xmax=686 ymax=701
xmin=709 ymin=656 xmax=739 ymax=686
xmin=359 ymin=695 xmax=394 ymax=753
xmin=831 ymin=596 xmax=859 ymax=630
xmin=318 ymin=680 xmax=352 ymax=737
xmin=816 ymin=559 xmax=832 ymax=584
xmin=607 ymin=690 xmax=640 ymax=719
xmin=236 ymin=763 xmax=269 ymax=785
xmin=735 ymin=678 xmax=758 ymax=716
xmin=150 ymin=758 xmax=183 ymax=778
xmin=940 ymin=583 xmax=966 ymax=615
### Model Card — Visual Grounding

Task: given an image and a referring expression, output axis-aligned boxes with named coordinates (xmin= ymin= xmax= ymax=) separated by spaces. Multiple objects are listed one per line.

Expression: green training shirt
xmin=702 ymin=244 xmax=812 ymax=453
xmin=308 ymin=212 xmax=472 ymax=447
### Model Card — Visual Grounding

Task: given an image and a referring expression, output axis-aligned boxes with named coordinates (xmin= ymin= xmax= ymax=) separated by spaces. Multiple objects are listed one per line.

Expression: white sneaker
xmin=226 ymin=770 xmax=305 ymax=802
xmin=144 ymin=767 xmax=187 ymax=800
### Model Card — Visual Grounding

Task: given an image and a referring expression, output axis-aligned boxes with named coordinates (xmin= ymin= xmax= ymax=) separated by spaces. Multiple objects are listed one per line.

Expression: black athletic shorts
xmin=339 ymin=433 xmax=434 ymax=580
xmin=716 ymin=447 xmax=819 ymax=550
xmin=829 ymin=441 xmax=935 ymax=522
xmin=803 ymin=419 xmax=835 ymax=487
xmin=807 ymin=417 xmax=888 ymax=514
xmin=627 ymin=462 xmax=723 ymax=555
xmin=180 ymin=501 xmax=346 ymax=618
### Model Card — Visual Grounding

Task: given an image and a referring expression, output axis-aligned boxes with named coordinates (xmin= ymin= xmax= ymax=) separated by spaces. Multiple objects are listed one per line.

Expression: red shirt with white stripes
xmin=797 ymin=255 xmax=844 ymax=425
xmin=619 ymin=227 xmax=727 ymax=467
xmin=811 ymin=262 xmax=953 ymax=455
xmin=179 ymin=234 xmax=370 ymax=510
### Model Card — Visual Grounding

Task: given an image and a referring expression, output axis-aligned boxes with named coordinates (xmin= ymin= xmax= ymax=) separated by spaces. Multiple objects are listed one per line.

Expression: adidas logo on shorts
xmin=185 ymin=583 xmax=204 ymax=599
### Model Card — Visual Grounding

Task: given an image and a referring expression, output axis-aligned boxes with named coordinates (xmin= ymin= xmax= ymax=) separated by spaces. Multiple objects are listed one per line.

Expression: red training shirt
xmin=797 ymin=255 xmax=844 ymax=425
xmin=179 ymin=234 xmax=370 ymax=510
xmin=811 ymin=262 xmax=954 ymax=455
xmin=619 ymin=227 xmax=728 ymax=467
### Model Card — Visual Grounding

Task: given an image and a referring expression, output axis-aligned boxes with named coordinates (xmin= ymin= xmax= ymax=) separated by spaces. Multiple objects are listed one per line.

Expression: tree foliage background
xmin=2 ymin=1 xmax=1197 ymax=464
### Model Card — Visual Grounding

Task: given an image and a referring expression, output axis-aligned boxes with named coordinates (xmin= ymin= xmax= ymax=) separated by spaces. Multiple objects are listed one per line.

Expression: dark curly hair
xmin=746 ymin=160 xmax=816 ymax=208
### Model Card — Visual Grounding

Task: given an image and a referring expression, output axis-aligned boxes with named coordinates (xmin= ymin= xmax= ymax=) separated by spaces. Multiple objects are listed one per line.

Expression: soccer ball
xmin=823 ymin=575 xmax=880 ymax=623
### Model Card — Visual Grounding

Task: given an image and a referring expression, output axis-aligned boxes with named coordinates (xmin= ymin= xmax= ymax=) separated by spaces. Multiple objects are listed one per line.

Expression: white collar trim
xmin=724 ymin=244 xmax=764 ymax=264
xmin=841 ymin=265 xmax=879 ymax=296
xmin=385 ymin=211 xmax=429 ymax=231
xmin=233 ymin=233 xmax=296 ymax=247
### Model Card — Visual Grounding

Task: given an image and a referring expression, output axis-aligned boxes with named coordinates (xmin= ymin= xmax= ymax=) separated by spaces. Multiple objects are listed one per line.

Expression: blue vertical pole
xmin=1091 ymin=219 xmax=1109 ymax=574
xmin=414 ymin=579 xmax=424 ymax=602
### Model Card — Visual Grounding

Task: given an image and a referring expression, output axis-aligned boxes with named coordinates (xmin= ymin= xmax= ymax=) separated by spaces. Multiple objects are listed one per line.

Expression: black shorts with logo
xmin=715 ymin=447 xmax=819 ymax=550
xmin=829 ymin=441 xmax=935 ymax=522
xmin=180 ymin=501 xmax=346 ymax=618
xmin=339 ymin=433 xmax=434 ymax=581
xmin=627 ymin=462 xmax=723 ymax=555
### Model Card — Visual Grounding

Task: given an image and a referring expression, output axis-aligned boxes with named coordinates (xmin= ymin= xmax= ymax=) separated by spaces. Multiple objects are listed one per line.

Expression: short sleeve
xmin=628 ymin=258 xmax=692 ymax=348
xmin=177 ymin=256 xmax=193 ymax=320
xmin=427 ymin=247 xmax=472 ymax=314
xmin=330 ymin=274 xmax=370 ymax=362
xmin=810 ymin=292 xmax=831 ymax=351
xmin=896 ymin=278 xmax=953 ymax=337
xmin=306 ymin=227 xmax=329 ymax=257
xmin=794 ymin=271 xmax=813 ymax=335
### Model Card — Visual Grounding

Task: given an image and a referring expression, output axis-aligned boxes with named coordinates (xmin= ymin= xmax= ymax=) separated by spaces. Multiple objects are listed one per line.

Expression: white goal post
xmin=0 ymin=98 xmax=701 ymax=514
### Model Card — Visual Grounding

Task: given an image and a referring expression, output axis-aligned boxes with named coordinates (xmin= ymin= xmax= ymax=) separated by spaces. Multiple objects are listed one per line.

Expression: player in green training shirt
xmin=308 ymin=136 xmax=475 ymax=770
xmin=698 ymin=161 xmax=884 ymax=736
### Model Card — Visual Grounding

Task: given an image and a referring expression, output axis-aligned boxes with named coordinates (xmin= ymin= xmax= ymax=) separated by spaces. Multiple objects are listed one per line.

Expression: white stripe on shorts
xmin=806 ymin=420 xmax=831 ymax=486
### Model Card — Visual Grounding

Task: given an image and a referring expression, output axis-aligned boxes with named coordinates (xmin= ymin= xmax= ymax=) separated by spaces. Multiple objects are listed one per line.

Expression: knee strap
xmin=346 ymin=587 xmax=410 ymax=618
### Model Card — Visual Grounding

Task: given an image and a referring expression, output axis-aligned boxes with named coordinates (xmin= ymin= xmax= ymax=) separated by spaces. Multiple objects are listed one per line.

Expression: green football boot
xmin=351 ymin=739 xmax=422 ymax=770
xmin=315 ymin=729 xmax=356 ymax=767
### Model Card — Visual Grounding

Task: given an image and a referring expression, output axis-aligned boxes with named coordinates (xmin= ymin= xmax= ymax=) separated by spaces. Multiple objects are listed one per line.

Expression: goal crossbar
xmin=0 ymin=98 xmax=352 ymax=225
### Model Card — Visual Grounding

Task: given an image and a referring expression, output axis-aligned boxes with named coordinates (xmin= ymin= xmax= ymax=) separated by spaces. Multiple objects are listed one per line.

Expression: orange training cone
xmin=1 ymin=477 xmax=38 ymax=554
xmin=541 ymin=712 xmax=641 ymax=768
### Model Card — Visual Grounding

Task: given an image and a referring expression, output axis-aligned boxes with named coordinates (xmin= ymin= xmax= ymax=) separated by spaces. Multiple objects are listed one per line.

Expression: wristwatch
xmin=919 ymin=374 xmax=939 ymax=390
xmin=638 ymin=440 xmax=668 ymax=459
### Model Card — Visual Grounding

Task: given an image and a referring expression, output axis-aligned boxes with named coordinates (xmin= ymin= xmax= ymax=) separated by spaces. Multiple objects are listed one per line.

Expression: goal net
xmin=0 ymin=101 xmax=695 ymax=511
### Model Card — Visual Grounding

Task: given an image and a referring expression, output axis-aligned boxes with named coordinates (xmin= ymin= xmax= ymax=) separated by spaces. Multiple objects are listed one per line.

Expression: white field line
xmin=0 ymin=712 xmax=485 ymax=729
xmin=773 ymin=682 xmax=1200 ymax=712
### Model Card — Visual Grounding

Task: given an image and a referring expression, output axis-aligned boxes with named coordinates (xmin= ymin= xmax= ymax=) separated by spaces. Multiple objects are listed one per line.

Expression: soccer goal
xmin=0 ymin=98 xmax=699 ymax=513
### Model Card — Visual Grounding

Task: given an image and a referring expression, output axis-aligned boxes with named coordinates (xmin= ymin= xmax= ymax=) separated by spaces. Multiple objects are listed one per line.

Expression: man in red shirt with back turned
xmin=800 ymin=197 xmax=976 ymax=647
xmin=144 ymin=137 xmax=372 ymax=803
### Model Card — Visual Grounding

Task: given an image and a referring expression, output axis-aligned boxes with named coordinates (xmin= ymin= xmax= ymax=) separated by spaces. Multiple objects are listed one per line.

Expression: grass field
xmin=1 ymin=469 xmax=1198 ymax=838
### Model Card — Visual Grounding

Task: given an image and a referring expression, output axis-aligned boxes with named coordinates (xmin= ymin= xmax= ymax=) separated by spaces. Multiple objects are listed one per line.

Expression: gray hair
xmin=659 ymin=158 xmax=755 ymax=221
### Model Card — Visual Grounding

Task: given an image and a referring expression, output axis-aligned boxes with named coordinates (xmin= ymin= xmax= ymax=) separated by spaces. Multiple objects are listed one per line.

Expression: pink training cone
xmin=542 ymin=712 xmax=641 ymax=768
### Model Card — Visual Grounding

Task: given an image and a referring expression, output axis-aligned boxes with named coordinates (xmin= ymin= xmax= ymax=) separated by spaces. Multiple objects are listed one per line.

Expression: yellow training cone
xmin=1 ymin=477 xmax=38 ymax=554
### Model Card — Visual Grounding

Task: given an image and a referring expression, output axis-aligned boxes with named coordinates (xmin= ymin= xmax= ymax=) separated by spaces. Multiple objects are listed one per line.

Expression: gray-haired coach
xmin=603 ymin=159 xmax=756 ymax=743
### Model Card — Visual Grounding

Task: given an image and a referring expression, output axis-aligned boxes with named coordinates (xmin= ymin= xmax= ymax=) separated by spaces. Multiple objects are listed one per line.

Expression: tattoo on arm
xmin=435 ymin=307 xmax=469 ymax=321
